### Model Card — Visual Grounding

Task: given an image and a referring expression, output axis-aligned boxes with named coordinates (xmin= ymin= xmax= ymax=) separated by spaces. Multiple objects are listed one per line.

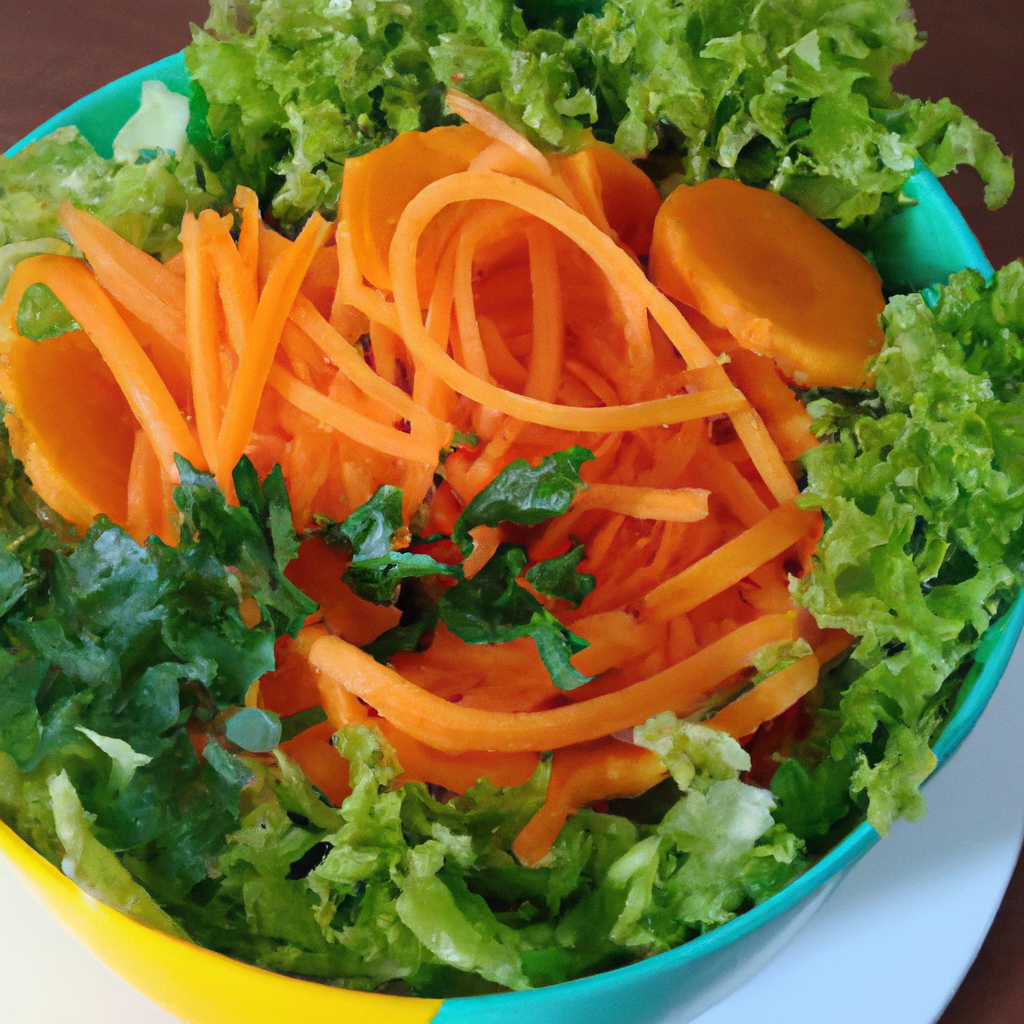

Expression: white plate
xmin=2 ymin=638 xmax=1022 ymax=1024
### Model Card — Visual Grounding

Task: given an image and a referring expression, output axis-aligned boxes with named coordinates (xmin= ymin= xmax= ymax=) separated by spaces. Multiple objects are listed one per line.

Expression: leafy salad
xmin=0 ymin=0 xmax=1022 ymax=1000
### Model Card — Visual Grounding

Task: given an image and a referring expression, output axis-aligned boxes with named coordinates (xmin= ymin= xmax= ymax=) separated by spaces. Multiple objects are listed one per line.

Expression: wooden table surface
xmin=1 ymin=2 xmax=1022 ymax=1022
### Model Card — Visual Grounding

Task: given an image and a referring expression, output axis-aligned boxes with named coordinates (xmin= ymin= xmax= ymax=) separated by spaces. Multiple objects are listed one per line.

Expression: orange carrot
xmin=180 ymin=212 xmax=225 ymax=470
xmin=267 ymin=365 xmax=441 ymax=464
xmin=217 ymin=213 xmax=332 ymax=488
xmin=574 ymin=484 xmax=710 ymax=523
xmin=704 ymin=655 xmax=819 ymax=739
xmin=125 ymin=428 xmax=174 ymax=545
xmin=58 ymin=201 xmax=187 ymax=352
xmin=524 ymin=225 xmax=565 ymax=403
xmin=645 ymin=501 xmax=819 ymax=621
xmin=0 ymin=255 xmax=204 ymax=476
xmin=512 ymin=738 xmax=668 ymax=866
xmin=308 ymin=613 xmax=798 ymax=754
xmin=650 ymin=178 xmax=885 ymax=388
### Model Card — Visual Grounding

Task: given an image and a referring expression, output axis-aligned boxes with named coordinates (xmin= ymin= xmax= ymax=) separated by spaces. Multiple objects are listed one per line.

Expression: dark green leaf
xmin=452 ymin=447 xmax=594 ymax=552
xmin=278 ymin=705 xmax=329 ymax=745
xmin=344 ymin=551 xmax=461 ymax=606
xmin=438 ymin=545 xmax=592 ymax=691
xmin=323 ymin=485 xmax=404 ymax=561
xmin=364 ymin=605 xmax=440 ymax=663
xmin=525 ymin=540 xmax=595 ymax=608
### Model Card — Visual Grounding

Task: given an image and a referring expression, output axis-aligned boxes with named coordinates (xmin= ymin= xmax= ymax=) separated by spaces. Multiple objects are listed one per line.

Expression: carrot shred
xmin=645 ymin=500 xmax=819 ymax=621
xmin=513 ymin=738 xmax=667 ymax=866
xmin=524 ymin=225 xmax=565 ymax=403
xmin=58 ymin=202 xmax=187 ymax=352
xmin=574 ymin=483 xmax=710 ymax=522
xmin=704 ymin=654 xmax=820 ymax=739
xmin=308 ymin=613 xmax=798 ymax=754
xmin=180 ymin=212 xmax=225 ymax=471
xmin=217 ymin=213 xmax=333 ymax=489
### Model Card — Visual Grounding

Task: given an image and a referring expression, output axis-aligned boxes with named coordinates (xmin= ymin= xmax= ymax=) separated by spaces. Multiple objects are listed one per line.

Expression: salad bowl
xmin=0 ymin=51 xmax=1021 ymax=1024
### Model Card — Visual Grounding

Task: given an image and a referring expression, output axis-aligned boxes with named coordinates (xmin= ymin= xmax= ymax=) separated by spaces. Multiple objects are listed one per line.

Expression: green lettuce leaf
xmin=184 ymin=0 xmax=1011 ymax=230
xmin=793 ymin=262 xmax=1024 ymax=834
xmin=0 ymin=124 xmax=220 ymax=274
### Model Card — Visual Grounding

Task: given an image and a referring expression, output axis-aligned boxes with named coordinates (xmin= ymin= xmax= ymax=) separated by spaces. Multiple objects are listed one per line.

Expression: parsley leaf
xmin=439 ymin=544 xmax=592 ymax=691
xmin=322 ymin=486 xmax=461 ymax=605
xmin=452 ymin=447 xmax=594 ymax=552
xmin=525 ymin=539 xmax=596 ymax=608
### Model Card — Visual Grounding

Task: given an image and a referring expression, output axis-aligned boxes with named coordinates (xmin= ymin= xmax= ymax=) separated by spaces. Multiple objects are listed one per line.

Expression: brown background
xmin=0 ymin=1 xmax=1022 ymax=1021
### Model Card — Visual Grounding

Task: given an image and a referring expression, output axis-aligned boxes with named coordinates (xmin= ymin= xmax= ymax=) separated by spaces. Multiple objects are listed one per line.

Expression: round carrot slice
xmin=650 ymin=178 xmax=885 ymax=388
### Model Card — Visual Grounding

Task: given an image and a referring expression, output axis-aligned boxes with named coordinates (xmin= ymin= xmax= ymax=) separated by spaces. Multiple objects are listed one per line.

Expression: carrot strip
xmin=336 ymin=221 xmax=402 ymax=332
xmin=447 ymin=89 xmax=551 ymax=179
xmin=479 ymin=317 xmax=528 ymax=389
xmin=125 ymin=428 xmax=174 ymax=545
xmin=289 ymin=295 xmax=450 ymax=445
xmin=563 ymin=359 xmax=621 ymax=406
xmin=217 ymin=213 xmax=333 ymax=487
xmin=463 ymin=525 xmax=501 ymax=579
xmin=390 ymin=173 xmax=745 ymax=430
xmin=181 ymin=212 xmax=225 ymax=470
xmin=452 ymin=221 xmax=497 ymax=383
xmin=814 ymin=629 xmax=856 ymax=665
xmin=574 ymin=484 xmax=710 ymax=523
xmin=279 ymin=720 xmax=353 ymax=807
xmin=524 ymin=225 xmax=565 ymax=403
xmin=644 ymin=501 xmax=819 ymax=621
xmin=204 ymin=215 xmax=257 ymax=357
xmin=691 ymin=447 xmax=770 ymax=529
xmin=59 ymin=201 xmax=187 ymax=352
xmin=369 ymin=318 xmax=402 ymax=387
xmin=377 ymin=720 xmax=540 ymax=794
xmin=308 ymin=613 xmax=798 ymax=754
xmin=512 ymin=738 xmax=668 ymax=866
xmin=0 ymin=255 xmax=204 ymax=475
xmin=267 ymin=365 xmax=441 ymax=465
xmin=704 ymin=655 xmax=819 ymax=739
xmin=233 ymin=185 xmax=260 ymax=285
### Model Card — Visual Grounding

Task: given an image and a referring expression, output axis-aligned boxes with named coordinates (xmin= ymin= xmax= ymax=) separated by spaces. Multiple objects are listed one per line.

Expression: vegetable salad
xmin=0 ymin=0 xmax=1021 ymax=999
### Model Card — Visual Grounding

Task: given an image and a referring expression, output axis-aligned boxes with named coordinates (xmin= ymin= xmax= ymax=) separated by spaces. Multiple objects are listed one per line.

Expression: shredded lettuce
xmin=0 ymin=126 xmax=221 ymax=274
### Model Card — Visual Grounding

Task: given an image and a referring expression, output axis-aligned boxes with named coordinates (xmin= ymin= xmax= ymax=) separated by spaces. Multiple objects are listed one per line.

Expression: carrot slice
xmin=308 ymin=613 xmax=798 ymax=754
xmin=650 ymin=178 xmax=885 ymax=388
xmin=512 ymin=738 xmax=668 ymax=866
xmin=341 ymin=123 xmax=490 ymax=292
xmin=0 ymin=329 xmax=136 ymax=529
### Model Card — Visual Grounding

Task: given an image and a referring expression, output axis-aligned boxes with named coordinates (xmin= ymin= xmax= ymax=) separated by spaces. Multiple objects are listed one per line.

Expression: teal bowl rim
xmin=4 ymin=49 xmax=1021 ymax=1018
